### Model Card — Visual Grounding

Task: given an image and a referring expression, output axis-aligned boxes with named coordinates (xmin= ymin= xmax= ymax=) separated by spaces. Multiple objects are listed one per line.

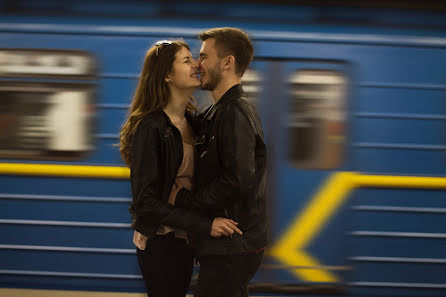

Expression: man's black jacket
xmin=175 ymin=84 xmax=268 ymax=256
xmin=129 ymin=110 xmax=212 ymax=237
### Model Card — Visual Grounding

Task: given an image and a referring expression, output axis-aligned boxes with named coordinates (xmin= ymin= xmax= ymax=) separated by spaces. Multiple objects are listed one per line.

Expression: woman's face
xmin=167 ymin=46 xmax=200 ymax=90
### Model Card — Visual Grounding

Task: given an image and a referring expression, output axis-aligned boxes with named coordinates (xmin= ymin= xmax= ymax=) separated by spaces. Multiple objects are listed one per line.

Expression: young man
xmin=170 ymin=27 xmax=267 ymax=297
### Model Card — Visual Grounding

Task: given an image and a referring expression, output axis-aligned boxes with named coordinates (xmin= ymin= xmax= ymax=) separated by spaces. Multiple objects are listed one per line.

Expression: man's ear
xmin=223 ymin=55 xmax=235 ymax=71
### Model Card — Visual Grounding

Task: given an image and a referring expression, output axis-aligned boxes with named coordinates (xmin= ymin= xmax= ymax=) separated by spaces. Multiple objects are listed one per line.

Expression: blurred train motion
xmin=1 ymin=1 xmax=446 ymax=296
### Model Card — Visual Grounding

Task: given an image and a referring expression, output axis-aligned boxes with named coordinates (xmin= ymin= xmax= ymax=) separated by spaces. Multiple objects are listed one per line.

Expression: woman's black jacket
xmin=129 ymin=110 xmax=212 ymax=237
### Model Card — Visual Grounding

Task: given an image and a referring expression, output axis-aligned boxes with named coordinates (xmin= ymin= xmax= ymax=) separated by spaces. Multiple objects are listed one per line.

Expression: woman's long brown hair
xmin=120 ymin=40 xmax=196 ymax=167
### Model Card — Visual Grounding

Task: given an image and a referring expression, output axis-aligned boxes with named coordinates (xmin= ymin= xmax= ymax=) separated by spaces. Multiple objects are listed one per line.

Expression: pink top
xmin=156 ymin=119 xmax=195 ymax=240
xmin=174 ymin=142 xmax=195 ymax=191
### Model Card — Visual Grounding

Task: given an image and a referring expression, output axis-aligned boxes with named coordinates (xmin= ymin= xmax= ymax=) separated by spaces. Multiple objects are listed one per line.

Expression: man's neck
xmin=212 ymin=76 xmax=241 ymax=104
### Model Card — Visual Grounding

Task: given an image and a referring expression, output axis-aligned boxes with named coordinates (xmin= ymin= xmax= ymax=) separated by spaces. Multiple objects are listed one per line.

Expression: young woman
xmin=119 ymin=40 xmax=241 ymax=297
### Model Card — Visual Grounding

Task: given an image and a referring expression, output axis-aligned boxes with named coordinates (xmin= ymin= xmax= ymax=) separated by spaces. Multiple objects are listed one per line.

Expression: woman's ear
xmin=165 ymin=75 xmax=171 ymax=84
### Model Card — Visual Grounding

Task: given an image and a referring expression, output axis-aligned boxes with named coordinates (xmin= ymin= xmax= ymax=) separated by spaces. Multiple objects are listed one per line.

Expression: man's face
xmin=197 ymin=38 xmax=222 ymax=91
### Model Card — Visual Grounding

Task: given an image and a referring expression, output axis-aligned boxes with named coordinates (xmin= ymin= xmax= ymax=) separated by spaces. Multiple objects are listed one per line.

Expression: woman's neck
xmin=163 ymin=88 xmax=192 ymax=125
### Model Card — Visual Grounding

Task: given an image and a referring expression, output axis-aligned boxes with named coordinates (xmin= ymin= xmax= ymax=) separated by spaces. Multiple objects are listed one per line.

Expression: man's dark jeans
xmin=195 ymin=250 xmax=264 ymax=297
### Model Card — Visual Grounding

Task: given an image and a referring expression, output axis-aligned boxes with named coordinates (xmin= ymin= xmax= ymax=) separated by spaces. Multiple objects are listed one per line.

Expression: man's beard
xmin=201 ymin=64 xmax=221 ymax=91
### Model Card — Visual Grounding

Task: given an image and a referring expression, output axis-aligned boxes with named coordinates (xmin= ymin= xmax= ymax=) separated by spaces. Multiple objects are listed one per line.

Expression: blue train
xmin=1 ymin=1 xmax=446 ymax=297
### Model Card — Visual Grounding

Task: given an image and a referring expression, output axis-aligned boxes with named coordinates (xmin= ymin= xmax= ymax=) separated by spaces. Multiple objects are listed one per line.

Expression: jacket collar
xmin=159 ymin=109 xmax=195 ymax=128
xmin=216 ymin=84 xmax=244 ymax=106
xmin=203 ymin=84 xmax=244 ymax=121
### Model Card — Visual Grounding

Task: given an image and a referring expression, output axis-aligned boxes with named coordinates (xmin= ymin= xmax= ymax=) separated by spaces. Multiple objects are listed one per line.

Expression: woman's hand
xmin=133 ymin=230 xmax=148 ymax=250
xmin=210 ymin=218 xmax=243 ymax=237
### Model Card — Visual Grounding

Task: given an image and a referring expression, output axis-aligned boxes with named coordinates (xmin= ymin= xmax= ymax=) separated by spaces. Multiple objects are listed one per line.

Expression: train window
xmin=0 ymin=82 xmax=95 ymax=159
xmin=0 ymin=49 xmax=96 ymax=160
xmin=288 ymin=69 xmax=347 ymax=169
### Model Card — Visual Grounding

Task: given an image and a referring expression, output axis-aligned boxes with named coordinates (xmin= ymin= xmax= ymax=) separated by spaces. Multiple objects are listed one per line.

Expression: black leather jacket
xmin=175 ymin=84 xmax=268 ymax=256
xmin=129 ymin=110 xmax=212 ymax=237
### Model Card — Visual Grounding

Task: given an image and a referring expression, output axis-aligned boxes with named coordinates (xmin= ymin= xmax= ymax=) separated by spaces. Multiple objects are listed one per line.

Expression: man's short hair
xmin=198 ymin=27 xmax=254 ymax=77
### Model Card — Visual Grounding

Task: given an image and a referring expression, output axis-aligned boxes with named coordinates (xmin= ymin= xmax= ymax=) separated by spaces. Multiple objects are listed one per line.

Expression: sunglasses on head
xmin=155 ymin=40 xmax=173 ymax=56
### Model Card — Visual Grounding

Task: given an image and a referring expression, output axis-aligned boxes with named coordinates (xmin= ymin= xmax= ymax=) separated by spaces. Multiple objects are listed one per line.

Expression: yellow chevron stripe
xmin=269 ymin=172 xmax=354 ymax=282
xmin=269 ymin=172 xmax=446 ymax=282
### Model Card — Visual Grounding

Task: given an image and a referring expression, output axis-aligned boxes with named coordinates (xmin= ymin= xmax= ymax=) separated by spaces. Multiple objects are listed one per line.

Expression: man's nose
xmin=192 ymin=60 xmax=199 ymax=69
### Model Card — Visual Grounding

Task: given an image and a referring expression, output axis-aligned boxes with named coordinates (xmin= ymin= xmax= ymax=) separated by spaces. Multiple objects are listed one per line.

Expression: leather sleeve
xmin=176 ymin=103 xmax=257 ymax=211
xmin=130 ymin=122 xmax=212 ymax=236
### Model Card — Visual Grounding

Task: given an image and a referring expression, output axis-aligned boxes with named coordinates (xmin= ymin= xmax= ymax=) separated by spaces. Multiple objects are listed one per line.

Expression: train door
xmin=259 ymin=60 xmax=352 ymax=289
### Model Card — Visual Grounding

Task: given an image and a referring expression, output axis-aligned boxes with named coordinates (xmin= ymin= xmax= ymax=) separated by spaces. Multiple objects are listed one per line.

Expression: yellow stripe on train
xmin=1 ymin=163 xmax=446 ymax=282
xmin=0 ymin=163 xmax=129 ymax=179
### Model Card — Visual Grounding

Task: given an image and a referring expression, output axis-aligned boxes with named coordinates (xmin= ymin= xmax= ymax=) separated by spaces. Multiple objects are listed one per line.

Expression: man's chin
xmin=200 ymin=82 xmax=211 ymax=91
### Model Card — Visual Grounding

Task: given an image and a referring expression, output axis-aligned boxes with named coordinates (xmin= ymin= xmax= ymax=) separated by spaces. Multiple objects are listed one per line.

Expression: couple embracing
xmin=120 ymin=27 xmax=267 ymax=297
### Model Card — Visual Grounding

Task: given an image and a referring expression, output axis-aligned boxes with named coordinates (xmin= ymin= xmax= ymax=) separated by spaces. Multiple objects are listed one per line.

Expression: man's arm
xmin=175 ymin=104 xmax=257 ymax=211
